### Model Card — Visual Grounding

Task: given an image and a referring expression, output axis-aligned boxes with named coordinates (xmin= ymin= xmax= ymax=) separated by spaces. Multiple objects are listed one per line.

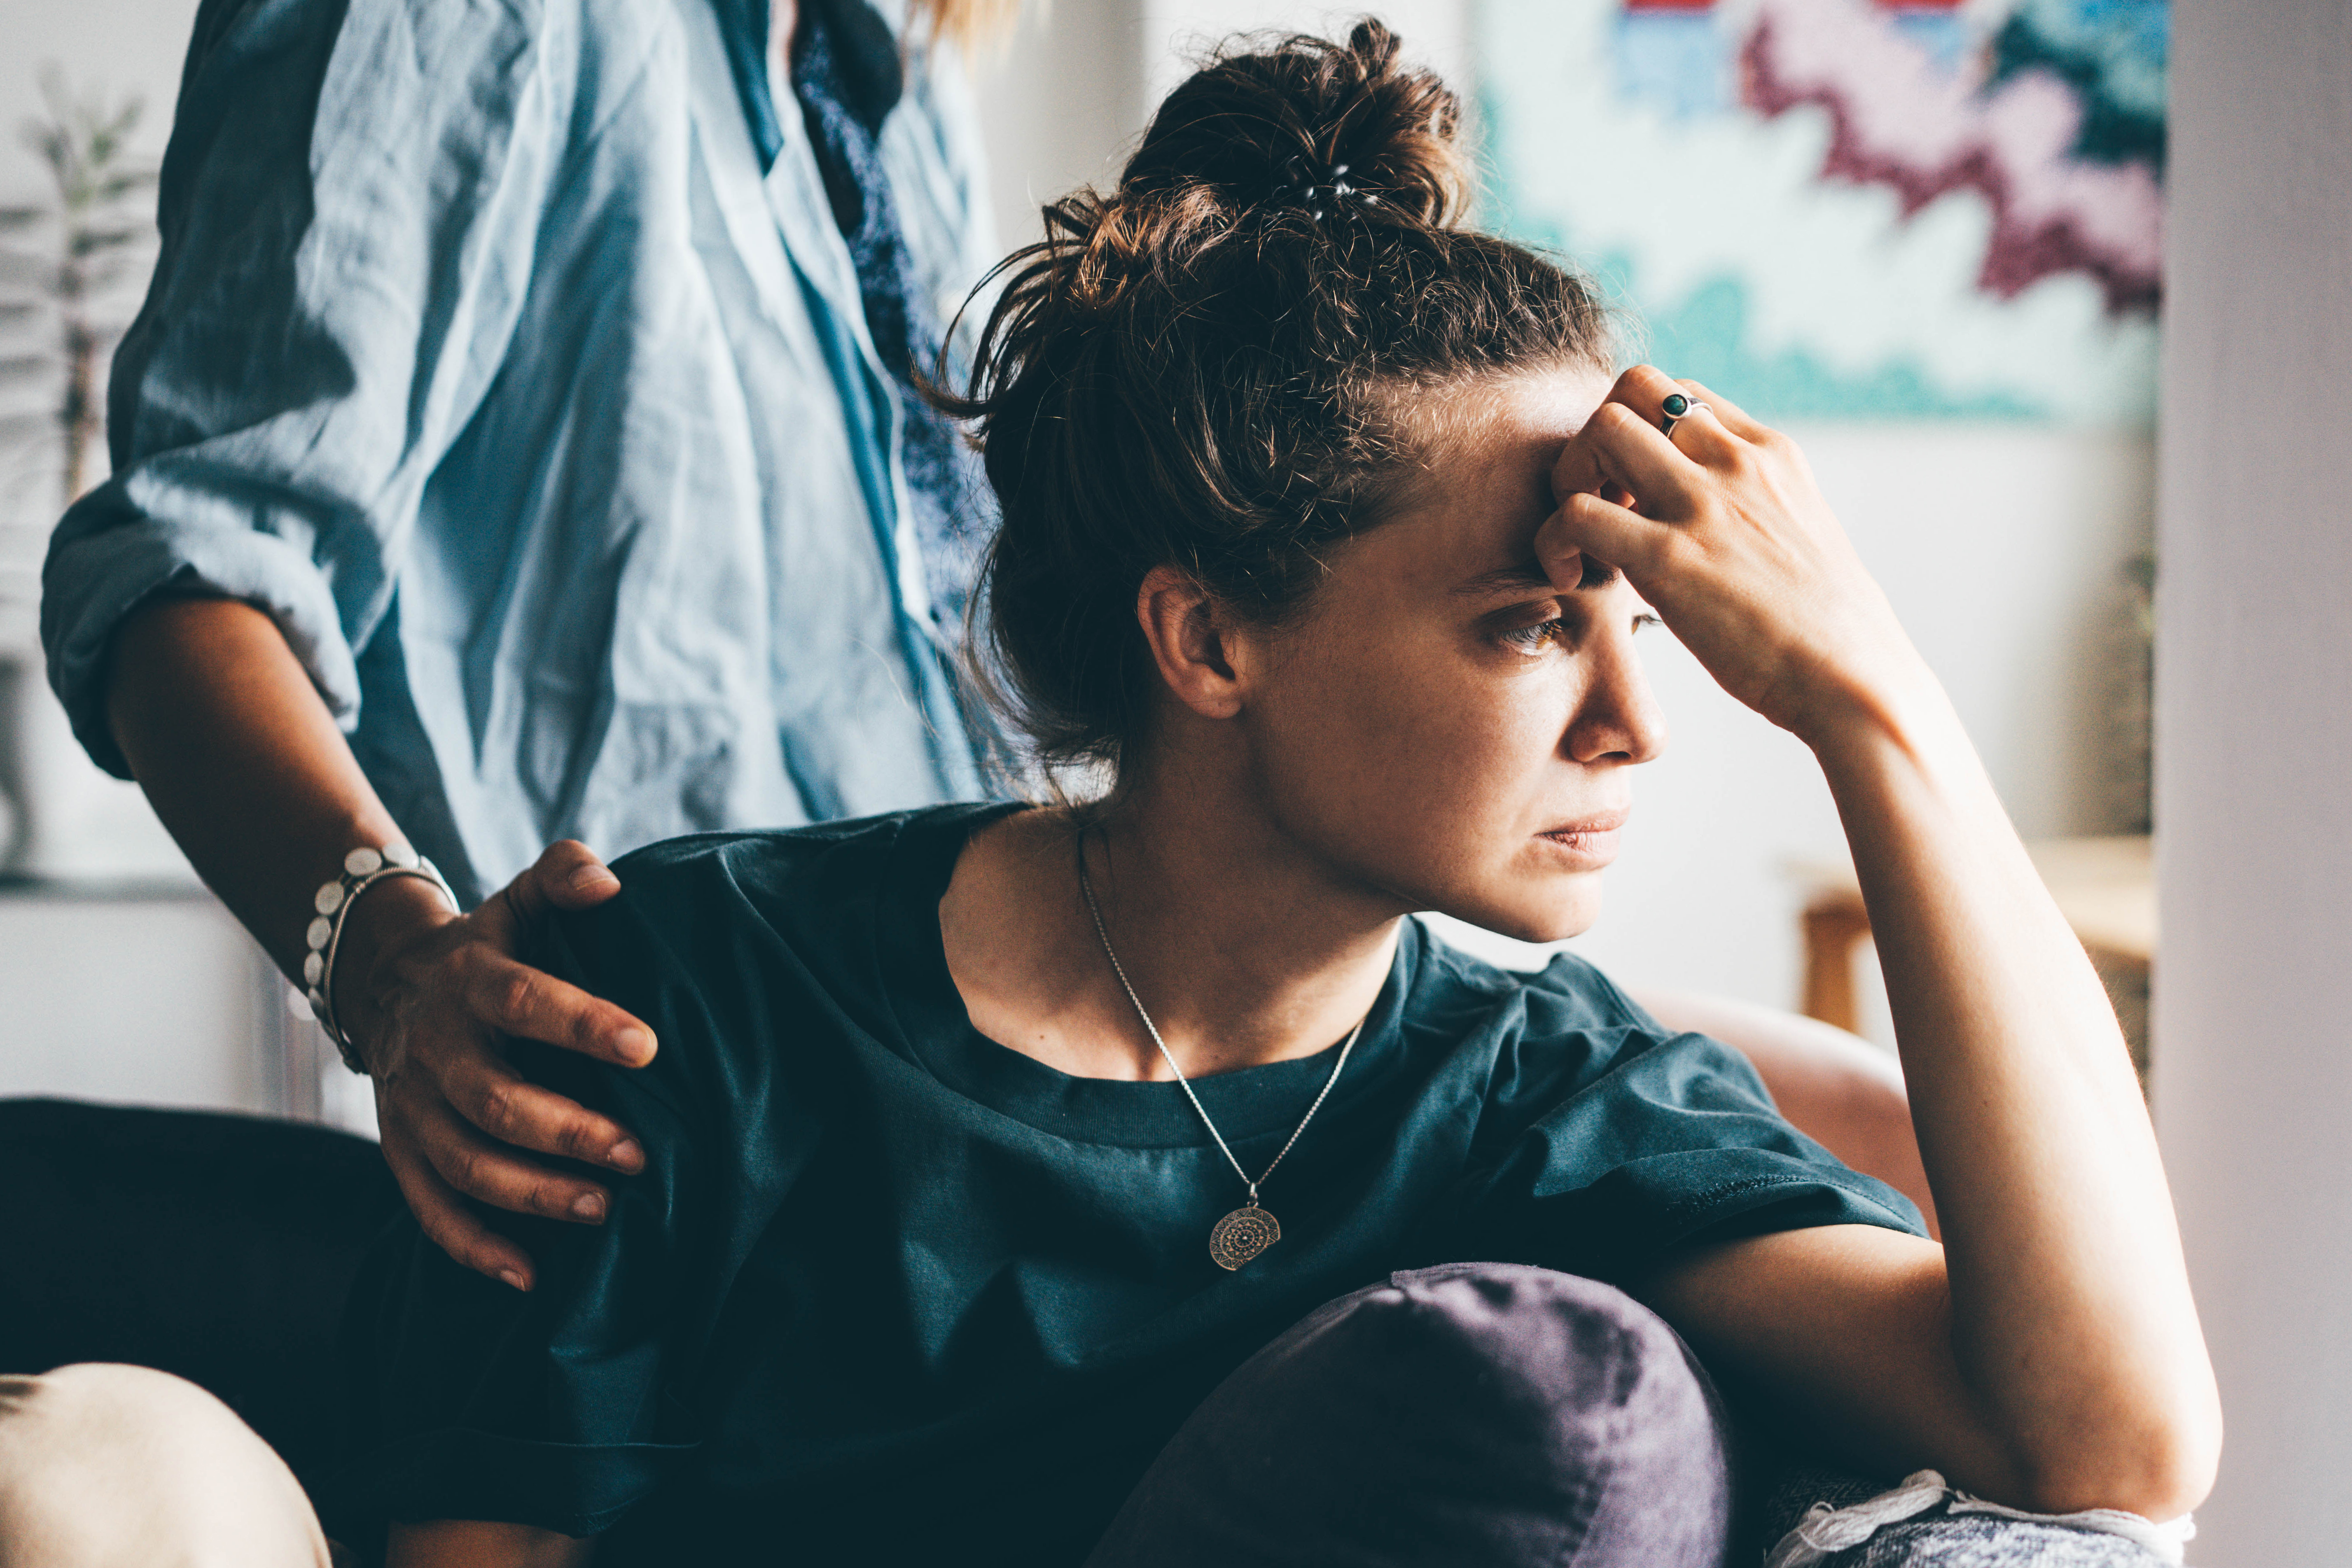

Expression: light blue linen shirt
xmin=42 ymin=0 xmax=999 ymax=904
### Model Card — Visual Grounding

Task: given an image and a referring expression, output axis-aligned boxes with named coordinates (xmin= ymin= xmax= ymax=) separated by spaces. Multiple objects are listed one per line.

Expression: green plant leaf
xmin=68 ymin=228 xmax=149 ymax=259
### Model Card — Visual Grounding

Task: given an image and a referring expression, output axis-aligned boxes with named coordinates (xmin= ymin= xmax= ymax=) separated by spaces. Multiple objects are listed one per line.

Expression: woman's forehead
xmin=1366 ymin=367 xmax=1612 ymax=577
xmin=1385 ymin=364 xmax=1613 ymax=458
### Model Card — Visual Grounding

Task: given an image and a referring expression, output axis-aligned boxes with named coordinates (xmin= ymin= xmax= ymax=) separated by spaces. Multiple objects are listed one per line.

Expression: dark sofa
xmin=0 ymin=1097 xmax=403 ymax=1483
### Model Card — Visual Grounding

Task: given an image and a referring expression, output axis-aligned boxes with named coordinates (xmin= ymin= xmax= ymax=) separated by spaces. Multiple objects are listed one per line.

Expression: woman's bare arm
xmin=1550 ymin=368 xmax=2219 ymax=1518
xmin=388 ymin=1520 xmax=596 ymax=1568
xmin=105 ymin=596 xmax=656 ymax=1287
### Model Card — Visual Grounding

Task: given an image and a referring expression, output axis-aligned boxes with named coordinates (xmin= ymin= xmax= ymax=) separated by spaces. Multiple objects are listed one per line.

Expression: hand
xmin=1542 ymin=366 xmax=1930 ymax=745
xmin=334 ymin=840 xmax=656 ymax=1291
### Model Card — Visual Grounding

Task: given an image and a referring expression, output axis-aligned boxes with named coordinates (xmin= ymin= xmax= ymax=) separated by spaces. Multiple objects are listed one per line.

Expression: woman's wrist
xmin=329 ymin=873 xmax=462 ymax=1073
xmin=1784 ymin=645 xmax=1952 ymax=773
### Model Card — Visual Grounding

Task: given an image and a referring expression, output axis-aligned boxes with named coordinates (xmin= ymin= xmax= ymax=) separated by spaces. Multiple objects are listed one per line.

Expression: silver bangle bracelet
xmin=302 ymin=844 xmax=458 ymax=1073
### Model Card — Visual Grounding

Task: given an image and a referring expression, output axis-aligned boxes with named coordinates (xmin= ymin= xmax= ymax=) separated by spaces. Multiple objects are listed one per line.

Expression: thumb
xmin=512 ymin=839 xmax=623 ymax=923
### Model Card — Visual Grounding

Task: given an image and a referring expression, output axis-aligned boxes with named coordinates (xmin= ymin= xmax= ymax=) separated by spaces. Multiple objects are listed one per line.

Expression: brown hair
xmin=944 ymin=21 xmax=1612 ymax=775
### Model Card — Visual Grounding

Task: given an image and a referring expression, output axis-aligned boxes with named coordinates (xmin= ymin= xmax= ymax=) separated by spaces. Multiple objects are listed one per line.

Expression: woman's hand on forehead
xmin=1538 ymin=365 xmax=1927 ymax=744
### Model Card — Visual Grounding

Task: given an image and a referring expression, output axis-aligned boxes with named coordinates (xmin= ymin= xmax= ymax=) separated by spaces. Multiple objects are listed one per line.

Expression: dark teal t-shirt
xmin=322 ymin=805 xmax=1921 ymax=1562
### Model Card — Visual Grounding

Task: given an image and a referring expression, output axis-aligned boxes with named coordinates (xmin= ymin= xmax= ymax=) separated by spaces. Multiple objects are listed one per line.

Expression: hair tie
xmin=1271 ymin=154 xmax=1378 ymax=221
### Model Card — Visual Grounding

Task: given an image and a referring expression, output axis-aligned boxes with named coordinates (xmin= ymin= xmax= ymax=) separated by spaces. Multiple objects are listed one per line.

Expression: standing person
xmin=40 ymin=0 xmax=1012 ymax=1290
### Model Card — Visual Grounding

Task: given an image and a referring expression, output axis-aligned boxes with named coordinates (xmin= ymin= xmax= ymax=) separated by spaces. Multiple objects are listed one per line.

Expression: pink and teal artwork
xmin=1478 ymin=0 xmax=2165 ymax=424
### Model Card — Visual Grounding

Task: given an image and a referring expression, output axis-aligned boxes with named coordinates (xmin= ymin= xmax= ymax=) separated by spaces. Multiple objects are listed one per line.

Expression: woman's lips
xmin=1535 ymin=810 xmax=1628 ymax=867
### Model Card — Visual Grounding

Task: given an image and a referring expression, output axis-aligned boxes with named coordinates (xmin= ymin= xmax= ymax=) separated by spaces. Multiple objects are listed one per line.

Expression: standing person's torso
xmin=373 ymin=0 xmax=1000 ymax=897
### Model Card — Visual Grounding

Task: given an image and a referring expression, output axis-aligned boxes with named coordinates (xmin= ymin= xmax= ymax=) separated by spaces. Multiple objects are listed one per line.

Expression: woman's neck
xmin=940 ymin=757 xmax=1405 ymax=1082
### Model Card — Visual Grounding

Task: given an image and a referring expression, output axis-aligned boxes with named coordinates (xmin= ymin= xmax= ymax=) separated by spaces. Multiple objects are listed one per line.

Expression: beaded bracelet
xmin=303 ymin=844 xmax=458 ymax=1073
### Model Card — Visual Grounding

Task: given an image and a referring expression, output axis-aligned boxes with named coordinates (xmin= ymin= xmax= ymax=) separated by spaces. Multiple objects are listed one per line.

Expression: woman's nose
xmin=1565 ymin=625 xmax=1668 ymax=766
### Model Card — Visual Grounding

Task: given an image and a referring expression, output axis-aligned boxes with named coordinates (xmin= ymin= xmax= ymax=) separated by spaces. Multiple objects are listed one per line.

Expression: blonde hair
xmin=912 ymin=0 xmax=1023 ymax=51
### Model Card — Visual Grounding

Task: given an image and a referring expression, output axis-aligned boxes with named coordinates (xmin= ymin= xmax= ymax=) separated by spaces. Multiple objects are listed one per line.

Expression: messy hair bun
xmin=944 ymin=21 xmax=1610 ymax=776
xmin=1117 ymin=16 xmax=1470 ymax=232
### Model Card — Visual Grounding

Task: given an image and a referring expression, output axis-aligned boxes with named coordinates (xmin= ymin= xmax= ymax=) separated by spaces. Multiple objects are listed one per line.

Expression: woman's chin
xmin=1434 ymin=876 xmax=1605 ymax=946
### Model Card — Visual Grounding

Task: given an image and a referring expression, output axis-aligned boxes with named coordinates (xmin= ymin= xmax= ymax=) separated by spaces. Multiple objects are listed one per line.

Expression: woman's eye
xmin=1500 ymin=617 xmax=1566 ymax=654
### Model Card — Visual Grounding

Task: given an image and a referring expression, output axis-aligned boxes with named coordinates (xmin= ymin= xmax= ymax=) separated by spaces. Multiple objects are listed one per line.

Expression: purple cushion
xmin=1085 ymin=1263 xmax=1735 ymax=1568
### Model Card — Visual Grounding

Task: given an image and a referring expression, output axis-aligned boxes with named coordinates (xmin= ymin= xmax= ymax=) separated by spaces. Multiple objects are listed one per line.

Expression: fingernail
xmin=570 ymin=864 xmax=620 ymax=892
xmin=616 ymin=1027 xmax=656 ymax=1065
xmin=608 ymin=1139 xmax=643 ymax=1170
xmin=497 ymin=1269 xmax=530 ymax=1292
xmin=570 ymin=1192 xmax=606 ymax=1222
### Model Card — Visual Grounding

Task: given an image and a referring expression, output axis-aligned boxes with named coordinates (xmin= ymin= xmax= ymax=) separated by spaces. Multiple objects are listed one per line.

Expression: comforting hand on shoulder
xmin=336 ymin=840 xmax=656 ymax=1291
xmin=1542 ymin=365 xmax=1928 ymax=746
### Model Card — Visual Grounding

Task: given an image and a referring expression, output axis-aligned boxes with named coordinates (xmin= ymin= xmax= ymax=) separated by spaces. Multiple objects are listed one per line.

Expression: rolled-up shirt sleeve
xmin=40 ymin=0 xmax=577 ymax=775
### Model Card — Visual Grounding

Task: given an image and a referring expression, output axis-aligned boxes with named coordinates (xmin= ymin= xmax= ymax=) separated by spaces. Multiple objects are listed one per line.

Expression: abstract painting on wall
xmin=1475 ymin=0 xmax=2165 ymax=424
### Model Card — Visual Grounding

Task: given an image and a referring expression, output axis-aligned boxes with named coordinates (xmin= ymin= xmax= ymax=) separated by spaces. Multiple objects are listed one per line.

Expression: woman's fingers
xmin=1670 ymin=378 xmax=1770 ymax=444
xmin=342 ymin=838 xmax=657 ymax=1283
xmin=407 ymin=1088 xmax=614 ymax=1228
xmin=1557 ymin=401 xmax=1707 ymax=519
xmin=1541 ymin=492 xmax=1678 ymax=584
xmin=467 ymin=848 xmax=656 ymax=1069
xmin=461 ymin=945 xmax=656 ymax=1068
xmin=376 ymin=1113 xmax=539 ymax=1291
xmin=442 ymin=1048 xmax=645 ymax=1173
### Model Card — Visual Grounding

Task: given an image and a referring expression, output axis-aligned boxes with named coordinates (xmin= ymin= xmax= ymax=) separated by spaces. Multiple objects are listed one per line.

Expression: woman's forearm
xmin=107 ymin=595 xmax=415 ymax=977
xmin=1808 ymin=670 xmax=2219 ymax=1514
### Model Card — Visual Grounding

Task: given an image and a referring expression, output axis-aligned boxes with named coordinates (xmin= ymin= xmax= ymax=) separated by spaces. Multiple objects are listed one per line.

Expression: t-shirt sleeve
xmin=1448 ymin=954 xmax=1927 ymax=1283
xmin=317 ymin=882 xmax=732 ymax=1540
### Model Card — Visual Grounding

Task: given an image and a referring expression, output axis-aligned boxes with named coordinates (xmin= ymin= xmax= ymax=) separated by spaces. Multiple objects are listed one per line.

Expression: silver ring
xmin=1660 ymin=394 xmax=1711 ymax=439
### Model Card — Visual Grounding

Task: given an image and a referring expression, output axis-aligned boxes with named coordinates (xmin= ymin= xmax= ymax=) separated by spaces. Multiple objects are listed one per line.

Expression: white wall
xmin=0 ymin=0 xmax=202 ymax=654
xmin=0 ymin=0 xmax=204 ymax=880
xmin=0 ymin=0 xmax=279 ymax=1118
xmin=2154 ymin=1 xmax=2352 ymax=1558
xmin=0 ymin=891 xmax=281 ymax=1114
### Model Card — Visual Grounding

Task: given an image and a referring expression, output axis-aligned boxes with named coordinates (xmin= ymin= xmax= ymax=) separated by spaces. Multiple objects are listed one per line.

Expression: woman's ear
xmin=1135 ymin=565 xmax=1247 ymax=721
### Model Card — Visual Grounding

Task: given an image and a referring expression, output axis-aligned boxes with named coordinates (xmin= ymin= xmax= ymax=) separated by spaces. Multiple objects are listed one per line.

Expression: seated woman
xmin=316 ymin=25 xmax=2217 ymax=1567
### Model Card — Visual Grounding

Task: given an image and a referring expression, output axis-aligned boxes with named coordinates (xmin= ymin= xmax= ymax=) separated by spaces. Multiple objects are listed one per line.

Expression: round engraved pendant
xmin=1208 ymin=1204 xmax=1282 ymax=1271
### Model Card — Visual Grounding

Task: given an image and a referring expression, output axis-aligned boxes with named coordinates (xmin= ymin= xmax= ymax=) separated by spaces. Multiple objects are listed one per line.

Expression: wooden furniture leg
xmin=1799 ymin=895 xmax=1875 ymax=1034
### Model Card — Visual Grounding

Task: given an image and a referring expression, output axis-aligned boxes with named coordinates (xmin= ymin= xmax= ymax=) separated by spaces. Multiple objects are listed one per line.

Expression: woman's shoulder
xmin=540 ymin=804 xmax=999 ymax=1036
xmin=600 ymin=803 xmax=1001 ymax=910
xmin=1409 ymin=921 xmax=1661 ymax=1039
xmin=1405 ymin=921 xmax=1770 ymax=1111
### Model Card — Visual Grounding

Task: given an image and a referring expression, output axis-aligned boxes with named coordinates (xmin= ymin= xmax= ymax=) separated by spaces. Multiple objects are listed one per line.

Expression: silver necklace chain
xmin=1076 ymin=831 xmax=1365 ymax=1206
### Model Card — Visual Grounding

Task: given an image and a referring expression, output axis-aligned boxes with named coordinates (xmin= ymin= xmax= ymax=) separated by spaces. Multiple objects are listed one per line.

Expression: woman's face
xmin=1231 ymin=365 xmax=1668 ymax=942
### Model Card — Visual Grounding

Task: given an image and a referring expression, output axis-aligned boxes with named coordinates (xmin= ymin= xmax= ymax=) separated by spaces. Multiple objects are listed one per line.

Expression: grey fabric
xmin=1756 ymin=1464 xmax=1909 ymax=1546
xmin=1084 ymin=1263 xmax=1736 ymax=1568
xmin=1754 ymin=1467 xmax=2174 ymax=1567
xmin=1795 ymin=1508 xmax=2172 ymax=1566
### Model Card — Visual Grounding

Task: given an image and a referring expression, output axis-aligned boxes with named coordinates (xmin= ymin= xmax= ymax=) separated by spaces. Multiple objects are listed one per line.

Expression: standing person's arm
xmin=42 ymin=0 xmax=669 ymax=1286
xmin=1546 ymin=367 xmax=2219 ymax=1516
xmin=107 ymin=597 xmax=653 ymax=1290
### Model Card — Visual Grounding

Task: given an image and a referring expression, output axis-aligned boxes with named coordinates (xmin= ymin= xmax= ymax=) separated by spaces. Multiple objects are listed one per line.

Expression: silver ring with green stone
xmin=1659 ymin=392 xmax=1710 ymax=439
